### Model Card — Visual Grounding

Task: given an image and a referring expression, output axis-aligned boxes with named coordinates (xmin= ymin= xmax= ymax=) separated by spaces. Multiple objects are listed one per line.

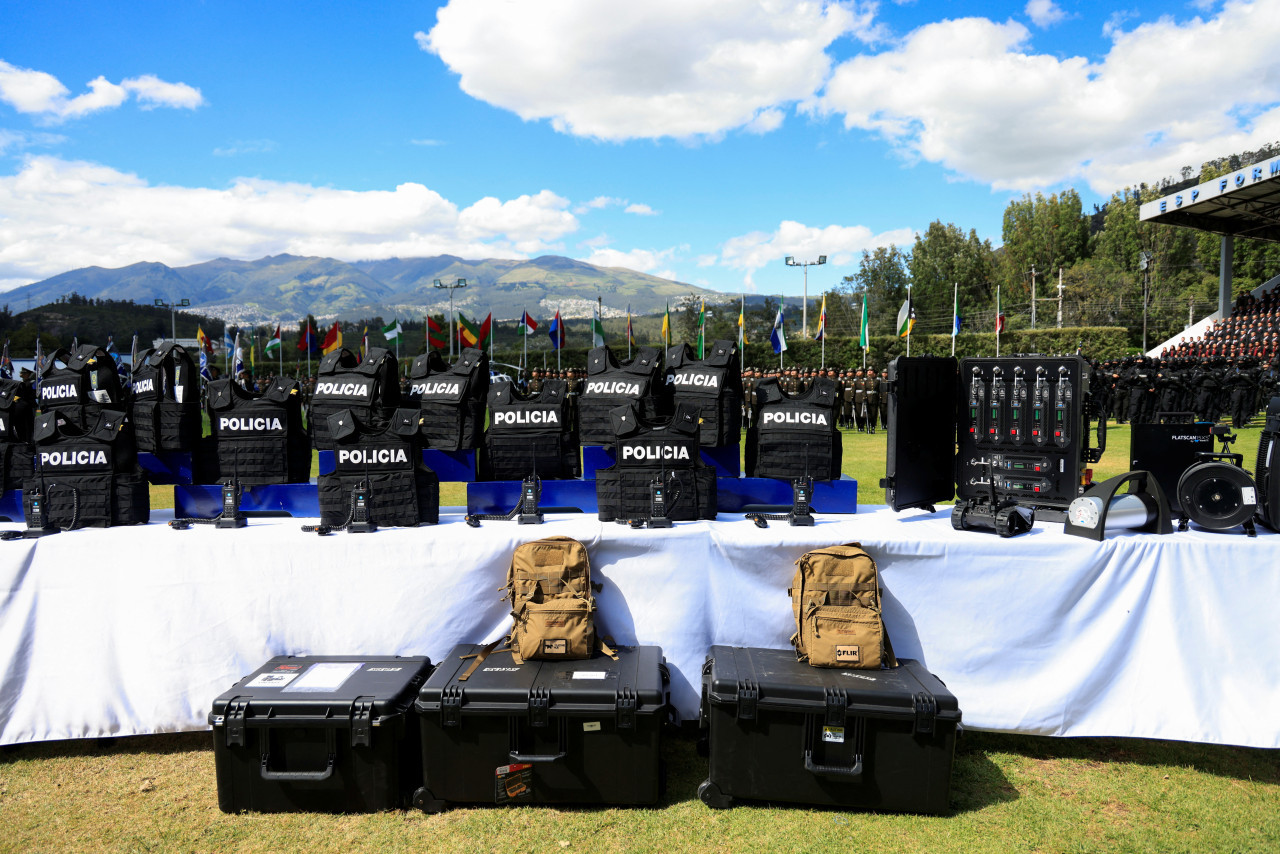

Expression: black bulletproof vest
xmin=595 ymin=402 xmax=717 ymax=522
xmin=36 ymin=345 xmax=126 ymax=429
xmin=405 ymin=348 xmax=489 ymax=451
xmin=319 ymin=408 xmax=439 ymax=527
xmin=0 ymin=378 xmax=35 ymax=490
xmin=23 ymin=409 xmax=148 ymax=528
xmin=577 ymin=345 xmax=665 ymax=445
xmin=309 ymin=347 xmax=401 ymax=450
xmin=482 ymin=379 xmax=580 ymax=480
xmin=745 ymin=377 xmax=843 ymax=480
xmin=204 ymin=377 xmax=310 ymax=484
xmin=663 ymin=340 xmax=742 ymax=446
xmin=130 ymin=342 xmax=201 ymax=452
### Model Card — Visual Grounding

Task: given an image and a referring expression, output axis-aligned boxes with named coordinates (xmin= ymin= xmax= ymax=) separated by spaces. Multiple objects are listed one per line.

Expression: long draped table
xmin=1 ymin=507 xmax=1276 ymax=747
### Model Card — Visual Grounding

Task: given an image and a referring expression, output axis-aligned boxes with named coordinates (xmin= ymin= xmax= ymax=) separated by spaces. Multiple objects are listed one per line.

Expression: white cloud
xmin=719 ymin=219 xmax=914 ymax=287
xmin=624 ymin=203 xmax=658 ymax=216
xmin=574 ymin=195 xmax=625 ymax=214
xmin=1025 ymin=0 xmax=1066 ymax=28
xmin=410 ymin=138 xmax=444 ymax=146
xmin=418 ymin=0 xmax=880 ymax=140
xmin=0 ymin=156 xmax=579 ymax=290
xmin=1102 ymin=10 xmax=1138 ymax=39
xmin=213 ymin=139 xmax=278 ymax=157
xmin=695 ymin=254 xmax=718 ymax=267
xmin=0 ymin=60 xmax=203 ymax=121
xmin=579 ymin=246 xmax=676 ymax=272
xmin=813 ymin=1 xmax=1280 ymax=192
xmin=0 ymin=129 xmax=66 ymax=155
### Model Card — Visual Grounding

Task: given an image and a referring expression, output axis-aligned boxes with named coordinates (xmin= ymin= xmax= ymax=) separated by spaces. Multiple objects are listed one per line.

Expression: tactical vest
xmin=577 ymin=345 xmax=665 ymax=445
xmin=595 ymin=402 xmax=717 ymax=521
xmin=405 ymin=347 xmax=489 ymax=451
xmin=36 ymin=345 xmax=126 ymax=429
xmin=130 ymin=342 xmax=202 ymax=452
xmin=308 ymin=347 xmax=401 ymax=450
xmin=663 ymin=340 xmax=742 ymax=446
xmin=318 ymin=408 xmax=439 ymax=527
xmin=203 ymin=377 xmax=310 ymax=485
xmin=23 ymin=409 xmax=148 ymax=528
xmin=746 ymin=377 xmax=843 ymax=481
xmin=482 ymin=379 xmax=580 ymax=480
xmin=0 ymin=378 xmax=36 ymax=490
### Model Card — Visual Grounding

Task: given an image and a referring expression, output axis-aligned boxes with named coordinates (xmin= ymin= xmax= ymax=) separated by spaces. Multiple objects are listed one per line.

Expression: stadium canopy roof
xmin=1140 ymin=152 xmax=1280 ymax=242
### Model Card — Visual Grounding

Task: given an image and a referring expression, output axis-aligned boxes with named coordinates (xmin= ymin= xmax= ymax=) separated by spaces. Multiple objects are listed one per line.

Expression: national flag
xmin=696 ymin=299 xmax=706 ymax=358
xmin=995 ymin=286 xmax=1006 ymax=334
xmin=0 ymin=340 xmax=11 ymax=380
xmin=548 ymin=310 xmax=565 ymax=350
xmin=34 ymin=336 xmax=44 ymax=375
xmin=479 ymin=312 xmax=492 ymax=350
xmin=859 ymin=298 xmax=869 ymax=348
xmin=427 ymin=315 xmax=446 ymax=349
xmin=361 ymin=325 xmax=369 ymax=361
xmin=382 ymin=318 xmax=402 ymax=341
xmin=953 ymin=289 xmax=962 ymax=337
xmin=661 ymin=302 xmax=671 ymax=348
xmin=105 ymin=335 xmax=119 ymax=359
xmin=737 ymin=302 xmax=747 ymax=348
xmin=197 ymin=325 xmax=214 ymax=354
xmin=249 ymin=336 xmax=256 ymax=373
xmin=896 ymin=298 xmax=915 ymax=338
xmin=124 ymin=333 xmax=138 ymax=387
xmin=296 ymin=320 xmax=315 ymax=352
xmin=233 ymin=332 xmax=244 ymax=377
xmin=458 ymin=312 xmax=481 ymax=348
xmin=199 ymin=348 xmax=211 ymax=381
xmin=626 ymin=305 xmax=635 ymax=346
xmin=264 ymin=325 xmax=282 ymax=355
xmin=592 ymin=303 xmax=605 ymax=348
xmin=321 ymin=321 xmax=342 ymax=355
xmin=520 ymin=310 xmax=538 ymax=336
xmin=223 ymin=328 xmax=234 ymax=354
xmin=770 ymin=307 xmax=787 ymax=354
xmin=814 ymin=295 xmax=827 ymax=341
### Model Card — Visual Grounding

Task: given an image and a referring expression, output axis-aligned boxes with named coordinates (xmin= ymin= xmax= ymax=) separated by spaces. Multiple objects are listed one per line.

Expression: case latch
xmin=736 ymin=679 xmax=758 ymax=720
xmin=913 ymin=692 xmax=937 ymax=733
xmin=441 ymin=684 xmax=464 ymax=727
xmin=823 ymin=686 xmax=848 ymax=727
xmin=224 ymin=698 xmax=248 ymax=748
xmin=615 ymin=687 xmax=636 ymax=730
xmin=350 ymin=697 xmax=374 ymax=747
xmin=529 ymin=686 xmax=551 ymax=727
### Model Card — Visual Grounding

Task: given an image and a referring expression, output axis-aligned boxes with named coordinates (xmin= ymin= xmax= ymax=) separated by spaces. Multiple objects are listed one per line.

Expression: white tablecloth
xmin=1 ymin=507 xmax=1276 ymax=747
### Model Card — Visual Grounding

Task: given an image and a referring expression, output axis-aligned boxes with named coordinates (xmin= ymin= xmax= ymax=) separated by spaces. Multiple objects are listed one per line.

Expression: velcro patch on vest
xmin=131 ymin=377 xmax=157 ymax=395
xmin=835 ymin=645 xmax=860 ymax=664
xmin=542 ymin=639 xmax=568 ymax=655
xmin=39 ymin=382 xmax=81 ymax=403
xmin=760 ymin=406 xmax=831 ymax=429
xmin=583 ymin=380 xmax=642 ymax=397
xmin=668 ymin=370 xmax=720 ymax=390
xmin=409 ymin=380 xmax=463 ymax=400
xmin=492 ymin=408 xmax=560 ymax=427
xmin=313 ymin=380 xmax=374 ymax=402
xmin=335 ymin=447 xmax=411 ymax=470
xmin=39 ymin=448 xmax=111 ymax=471
xmin=618 ymin=441 xmax=694 ymax=465
xmin=217 ymin=415 xmax=286 ymax=435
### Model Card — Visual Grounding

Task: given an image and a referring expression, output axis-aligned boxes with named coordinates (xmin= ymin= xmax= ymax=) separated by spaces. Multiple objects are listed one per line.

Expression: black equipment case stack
xmin=210 ymin=655 xmax=433 ymax=813
xmin=414 ymin=644 xmax=669 ymax=813
xmin=698 ymin=646 xmax=960 ymax=814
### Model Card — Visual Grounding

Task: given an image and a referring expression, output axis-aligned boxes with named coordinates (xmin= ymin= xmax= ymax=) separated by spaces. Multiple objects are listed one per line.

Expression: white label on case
xmin=284 ymin=661 xmax=363 ymax=692
xmin=247 ymin=672 xmax=298 ymax=689
xmin=583 ymin=721 xmax=601 ymax=732
xmin=1242 ymin=487 xmax=1257 ymax=505
xmin=573 ymin=672 xmax=607 ymax=680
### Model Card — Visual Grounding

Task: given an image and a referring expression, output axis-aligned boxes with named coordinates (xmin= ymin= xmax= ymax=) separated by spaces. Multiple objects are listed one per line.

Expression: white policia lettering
xmin=410 ymin=381 xmax=461 ymax=396
xmin=493 ymin=409 xmax=559 ymax=425
xmin=219 ymin=416 xmax=284 ymax=431
xmin=668 ymin=372 xmax=719 ymax=388
xmin=41 ymin=449 xmax=108 ymax=466
xmin=132 ymin=378 xmax=156 ymax=394
xmin=40 ymin=383 xmax=79 ymax=400
xmin=337 ymin=448 xmax=408 ymax=465
xmin=585 ymin=380 xmax=641 ymax=396
xmin=315 ymin=381 xmax=371 ymax=397
xmin=621 ymin=444 xmax=690 ymax=461
xmin=762 ymin=411 xmax=829 ymax=426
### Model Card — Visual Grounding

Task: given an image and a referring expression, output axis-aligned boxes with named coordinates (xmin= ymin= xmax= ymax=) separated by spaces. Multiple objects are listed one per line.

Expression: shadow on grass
xmin=1 ymin=730 xmax=211 ymax=763
xmin=960 ymin=730 xmax=1280 ymax=785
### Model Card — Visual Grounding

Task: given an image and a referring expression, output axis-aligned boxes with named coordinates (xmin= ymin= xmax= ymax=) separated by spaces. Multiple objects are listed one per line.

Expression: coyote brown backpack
xmin=790 ymin=543 xmax=897 ymax=669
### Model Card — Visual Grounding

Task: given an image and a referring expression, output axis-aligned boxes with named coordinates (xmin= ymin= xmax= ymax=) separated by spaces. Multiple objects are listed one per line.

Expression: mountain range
xmin=1 ymin=254 xmax=724 ymax=325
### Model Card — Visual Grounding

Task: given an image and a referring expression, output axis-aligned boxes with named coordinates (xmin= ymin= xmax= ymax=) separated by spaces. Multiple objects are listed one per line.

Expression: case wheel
xmin=412 ymin=786 xmax=448 ymax=815
xmin=697 ymin=779 xmax=734 ymax=810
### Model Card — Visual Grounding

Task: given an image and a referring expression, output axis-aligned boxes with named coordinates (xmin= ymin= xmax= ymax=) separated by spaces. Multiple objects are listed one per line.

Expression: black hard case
xmin=698 ymin=646 xmax=960 ymax=814
xmin=415 ymin=644 xmax=669 ymax=812
xmin=210 ymin=655 xmax=432 ymax=813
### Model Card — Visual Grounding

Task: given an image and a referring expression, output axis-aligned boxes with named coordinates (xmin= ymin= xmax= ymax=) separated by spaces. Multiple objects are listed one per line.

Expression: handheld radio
xmin=347 ymin=478 xmax=378 ymax=533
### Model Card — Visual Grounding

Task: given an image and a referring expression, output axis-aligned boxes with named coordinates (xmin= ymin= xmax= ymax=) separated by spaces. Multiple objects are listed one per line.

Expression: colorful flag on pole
xmin=995 ymin=286 xmax=1006 ymax=334
xmin=382 ymin=318 xmax=402 ymax=341
xmin=697 ymin=299 xmax=706 ymax=358
xmin=626 ymin=304 xmax=635 ymax=346
xmin=458 ymin=312 xmax=481 ymax=348
xmin=479 ymin=313 xmax=493 ymax=350
xmin=233 ymin=332 xmax=244 ymax=377
xmin=661 ymin=302 xmax=671 ymax=348
xmin=592 ymin=303 xmax=605 ymax=348
xmin=859 ymin=298 xmax=869 ymax=348
xmin=223 ymin=328 xmax=235 ymax=354
xmin=34 ymin=336 xmax=44 ymax=386
xmin=265 ymin=325 xmax=281 ymax=355
xmin=296 ymin=320 xmax=316 ymax=353
xmin=896 ymin=298 xmax=915 ymax=338
xmin=362 ymin=325 xmax=369 ymax=361
xmin=0 ymin=339 xmax=11 ymax=380
xmin=770 ymin=307 xmax=788 ymax=354
xmin=548 ymin=310 xmax=565 ymax=350
xmin=521 ymin=310 xmax=538 ymax=336
xmin=952 ymin=287 xmax=962 ymax=337
xmin=815 ymin=295 xmax=827 ymax=341
xmin=427 ymin=315 xmax=446 ymax=349
xmin=197 ymin=325 xmax=213 ymax=354
xmin=321 ymin=321 xmax=342 ymax=355
xmin=737 ymin=300 xmax=747 ymax=348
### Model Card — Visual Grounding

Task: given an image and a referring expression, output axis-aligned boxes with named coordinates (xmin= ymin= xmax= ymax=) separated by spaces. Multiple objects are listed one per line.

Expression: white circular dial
xmin=1068 ymin=496 xmax=1104 ymax=528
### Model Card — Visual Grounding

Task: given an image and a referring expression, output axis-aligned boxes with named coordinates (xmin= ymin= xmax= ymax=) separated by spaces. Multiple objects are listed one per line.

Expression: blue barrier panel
xmin=0 ymin=489 xmax=23 ymax=522
xmin=318 ymin=449 xmax=478 ymax=481
xmin=174 ymin=482 xmax=320 ymax=519
xmin=582 ymin=445 xmax=612 ymax=479
xmin=138 ymin=451 xmax=195 ymax=485
xmin=467 ymin=479 xmax=599 ymax=515
xmin=582 ymin=443 xmax=741 ymax=478
xmin=716 ymin=476 xmax=858 ymax=514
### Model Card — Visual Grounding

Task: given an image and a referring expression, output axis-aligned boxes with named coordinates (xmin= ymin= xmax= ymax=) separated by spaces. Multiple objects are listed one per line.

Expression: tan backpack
xmin=459 ymin=536 xmax=613 ymax=680
xmin=789 ymin=543 xmax=897 ymax=669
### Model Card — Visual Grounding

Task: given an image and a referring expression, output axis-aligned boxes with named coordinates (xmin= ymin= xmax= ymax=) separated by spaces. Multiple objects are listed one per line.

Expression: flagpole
xmin=952 ymin=282 xmax=958 ymax=357
xmin=779 ymin=295 xmax=784 ymax=372
xmin=489 ymin=305 xmax=494 ymax=363
xmin=996 ymin=284 xmax=1001 ymax=358
xmin=522 ymin=308 xmax=528 ymax=371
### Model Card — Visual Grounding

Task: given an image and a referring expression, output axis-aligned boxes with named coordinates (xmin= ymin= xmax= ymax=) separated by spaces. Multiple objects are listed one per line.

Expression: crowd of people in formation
xmin=740 ymin=367 xmax=889 ymax=432
xmin=1161 ymin=288 xmax=1280 ymax=361
xmin=1092 ymin=355 xmax=1279 ymax=428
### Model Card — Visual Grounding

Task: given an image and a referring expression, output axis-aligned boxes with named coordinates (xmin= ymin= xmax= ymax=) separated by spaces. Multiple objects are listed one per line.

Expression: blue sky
xmin=1 ymin=0 xmax=1278 ymax=307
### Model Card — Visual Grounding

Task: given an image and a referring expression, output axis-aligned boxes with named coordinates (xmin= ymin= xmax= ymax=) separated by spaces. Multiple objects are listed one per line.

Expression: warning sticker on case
xmin=495 ymin=763 xmax=534 ymax=804
xmin=822 ymin=726 xmax=846 ymax=744
xmin=247 ymin=672 xmax=298 ymax=689
xmin=283 ymin=662 xmax=364 ymax=693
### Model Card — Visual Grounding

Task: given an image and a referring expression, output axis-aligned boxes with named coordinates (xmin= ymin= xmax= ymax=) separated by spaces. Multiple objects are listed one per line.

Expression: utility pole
xmin=1057 ymin=267 xmax=1064 ymax=329
xmin=433 ymin=277 xmax=468 ymax=358
xmin=785 ymin=255 xmax=826 ymax=337
xmin=154 ymin=297 xmax=190 ymax=342
xmin=1030 ymin=265 xmax=1037 ymax=330
xmin=1139 ymin=251 xmax=1153 ymax=353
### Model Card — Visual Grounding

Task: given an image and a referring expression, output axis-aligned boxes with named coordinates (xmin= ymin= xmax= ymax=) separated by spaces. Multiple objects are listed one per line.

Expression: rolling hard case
xmin=414 ymin=643 xmax=669 ymax=813
xmin=698 ymin=646 xmax=960 ymax=814
xmin=210 ymin=655 xmax=432 ymax=813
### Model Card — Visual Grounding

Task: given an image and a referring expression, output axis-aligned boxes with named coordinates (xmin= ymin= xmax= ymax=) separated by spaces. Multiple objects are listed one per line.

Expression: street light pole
xmin=785 ymin=255 xmax=826 ymax=336
xmin=154 ymin=297 xmax=190 ymax=342
xmin=433 ymin=278 xmax=468 ymax=358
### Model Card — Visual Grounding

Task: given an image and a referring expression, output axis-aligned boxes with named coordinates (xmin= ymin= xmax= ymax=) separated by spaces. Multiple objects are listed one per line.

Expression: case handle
xmin=803 ymin=749 xmax=863 ymax=780
xmin=509 ymin=718 xmax=567 ymax=762
xmin=259 ymin=752 xmax=336 ymax=782
xmin=507 ymin=748 xmax=567 ymax=764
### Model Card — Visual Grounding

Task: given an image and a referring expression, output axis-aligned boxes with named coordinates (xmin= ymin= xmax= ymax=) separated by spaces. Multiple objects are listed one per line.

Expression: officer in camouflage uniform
xmin=864 ymin=368 xmax=881 ymax=433
xmin=852 ymin=368 xmax=868 ymax=432
xmin=840 ymin=370 xmax=854 ymax=428
xmin=877 ymin=368 xmax=889 ymax=431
